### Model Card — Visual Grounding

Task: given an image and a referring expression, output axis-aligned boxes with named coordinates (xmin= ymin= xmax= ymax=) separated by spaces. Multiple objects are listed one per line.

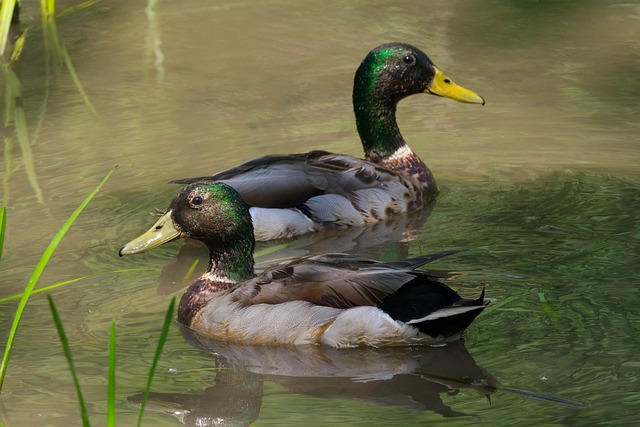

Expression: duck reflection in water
xmin=128 ymin=329 xmax=496 ymax=426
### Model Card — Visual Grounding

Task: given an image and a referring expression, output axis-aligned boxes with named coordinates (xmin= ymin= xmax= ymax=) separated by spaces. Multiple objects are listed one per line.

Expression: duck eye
xmin=192 ymin=196 xmax=203 ymax=206
xmin=402 ymin=55 xmax=415 ymax=65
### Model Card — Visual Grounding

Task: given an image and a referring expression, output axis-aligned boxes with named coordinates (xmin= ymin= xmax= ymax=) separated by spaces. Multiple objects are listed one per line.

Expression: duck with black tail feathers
xmin=120 ymin=182 xmax=491 ymax=348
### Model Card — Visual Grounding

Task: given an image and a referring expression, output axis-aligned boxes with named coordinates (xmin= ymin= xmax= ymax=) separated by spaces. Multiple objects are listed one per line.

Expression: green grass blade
xmin=0 ymin=268 xmax=153 ymax=304
xmin=0 ymin=206 xmax=5 ymax=261
xmin=2 ymin=138 xmax=12 ymax=206
xmin=253 ymin=241 xmax=296 ymax=259
xmin=48 ymin=296 xmax=91 ymax=427
xmin=12 ymin=86 xmax=45 ymax=205
xmin=107 ymin=322 xmax=116 ymax=427
xmin=9 ymin=27 xmax=28 ymax=64
xmin=58 ymin=0 xmax=102 ymax=18
xmin=183 ymin=259 xmax=199 ymax=281
xmin=41 ymin=11 xmax=98 ymax=116
xmin=144 ymin=0 xmax=165 ymax=81
xmin=41 ymin=7 xmax=62 ymax=68
xmin=478 ymin=295 xmax=516 ymax=318
xmin=33 ymin=3 xmax=53 ymax=148
xmin=40 ymin=1 xmax=98 ymax=117
xmin=2 ymin=66 xmax=45 ymax=204
xmin=0 ymin=0 xmax=17 ymax=56
xmin=0 ymin=170 xmax=112 ymax=392
xmin=43 ymin=0 xmax=57 ymax=16
xmin=137 ymin=297 xmax=175 ymax=427
xmin=41 ymin=0 xmax=59 ymax=65
xmin=538 ymin=292 xmax=558 ymax=320
xmin=60 ymin=43 xmax=98 ymax=116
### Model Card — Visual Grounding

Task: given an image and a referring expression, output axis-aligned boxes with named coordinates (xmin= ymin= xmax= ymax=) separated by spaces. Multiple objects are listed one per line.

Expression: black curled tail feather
xmin=410 ymin=288 xmax=488 ymax=340
xmin=454 ymin=287 xmax=486 ymax=307
xmin=381 ymin=287 xmax=488 ymax=341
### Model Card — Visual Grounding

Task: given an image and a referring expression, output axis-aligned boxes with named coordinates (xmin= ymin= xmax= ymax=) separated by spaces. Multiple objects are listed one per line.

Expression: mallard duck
xmin=120 ymin=182 xmax=491 ymax=347
xmin=123 ymin=43 xmax=483 ymax=249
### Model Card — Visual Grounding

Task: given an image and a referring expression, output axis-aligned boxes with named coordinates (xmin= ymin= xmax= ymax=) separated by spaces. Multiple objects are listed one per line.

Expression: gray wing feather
xmin=170 ymin=152 xmax=417 ymax=212
xmin=230 ymin=253 xmax=423 ymax=308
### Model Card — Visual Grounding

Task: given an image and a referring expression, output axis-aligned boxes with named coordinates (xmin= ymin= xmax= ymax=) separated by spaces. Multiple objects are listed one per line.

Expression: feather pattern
xmin=155 ymin=43 xmax=483 ymax=241
xmin=121 ymin=182 xmax=492 ymax=347
xmin=173 ymin=152 xmax=422 ymax=239
xmin=231 ymin=253 xmax=436 ymax=308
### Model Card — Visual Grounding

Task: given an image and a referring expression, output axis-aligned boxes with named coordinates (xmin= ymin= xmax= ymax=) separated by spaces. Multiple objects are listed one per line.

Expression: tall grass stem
xmin=0 ymin=170 xmax=112 ymax=392
xmin=2 ymin=66 xmax=45 ymax=204
xmin=0 ymin=206 xmax=5 ymax=261
xmin=48 ymin=296 xmax=91 ymax=427
xmin=0 ymin=268 xmax=152 ymax=303
xmin=0 ymin=0 xmax=17 ymax=56
xmin=107 ymin=323 xmax=116 ymax=427
xmin=137 ymin=297 xmax=175 ymax=427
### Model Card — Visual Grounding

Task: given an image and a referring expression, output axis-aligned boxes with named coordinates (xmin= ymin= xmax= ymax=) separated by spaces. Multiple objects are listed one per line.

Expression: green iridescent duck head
xmin=119 ymin=182 xmax=255 ymax=281
xmin=353 ymin=43 xmax=484 ymax=160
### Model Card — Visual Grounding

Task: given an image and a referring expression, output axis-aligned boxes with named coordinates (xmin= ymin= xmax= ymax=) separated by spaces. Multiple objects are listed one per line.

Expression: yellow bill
xmin=427 ymin=67 xmax=485 ymax=105
xmin=119 ymin=210 xmax=182 ymax=256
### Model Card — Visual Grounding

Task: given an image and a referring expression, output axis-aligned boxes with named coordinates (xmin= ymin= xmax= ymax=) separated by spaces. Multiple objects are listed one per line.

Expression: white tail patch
xmin=321 ymin=307 xmax=432 ymax=348
xmin=406 ymin=305 xmax=486 ymax=324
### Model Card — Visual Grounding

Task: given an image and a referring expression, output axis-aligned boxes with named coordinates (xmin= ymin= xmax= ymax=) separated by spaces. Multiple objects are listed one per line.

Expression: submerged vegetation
xmin=1 ymin=0 xmax=99 ymax=206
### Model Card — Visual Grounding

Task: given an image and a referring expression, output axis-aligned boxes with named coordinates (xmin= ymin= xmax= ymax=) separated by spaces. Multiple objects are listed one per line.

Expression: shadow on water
xmin=130 ymin=331 xmax=496 ymax=425
xmin=129 ymin=327 xmax=583 ymax=426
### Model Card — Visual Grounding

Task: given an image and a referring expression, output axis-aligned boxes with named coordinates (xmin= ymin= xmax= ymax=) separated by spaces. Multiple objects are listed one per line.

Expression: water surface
xmin=1 ymin=0 xmax=639 ymax=425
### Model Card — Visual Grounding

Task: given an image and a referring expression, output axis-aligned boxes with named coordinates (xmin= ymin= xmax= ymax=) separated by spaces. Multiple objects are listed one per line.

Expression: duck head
xmin=119 ymin=182 xmax=255 ymax=269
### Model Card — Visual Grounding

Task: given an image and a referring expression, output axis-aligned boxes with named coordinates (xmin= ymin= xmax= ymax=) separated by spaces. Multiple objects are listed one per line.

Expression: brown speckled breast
xmin=178 ymin=276 xmax=231 ymax=326
xmin=380 ymin=150 xmax=436 ymax=194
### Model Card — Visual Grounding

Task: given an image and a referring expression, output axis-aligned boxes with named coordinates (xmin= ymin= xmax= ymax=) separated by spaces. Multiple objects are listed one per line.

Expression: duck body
xmin=120 ymin=182 xmax=491 ymax=348
xmin=150 ymin=43 xmax=484 ymax=242
xmin=173 ymin=150 xmax=426 ymax=241
xmin=181 ymin=252 xmax=488 ymax=348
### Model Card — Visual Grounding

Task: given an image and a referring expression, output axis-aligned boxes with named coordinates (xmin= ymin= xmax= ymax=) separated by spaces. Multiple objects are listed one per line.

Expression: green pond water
xmin=1 ymin=0 xmax=639 ymax=426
